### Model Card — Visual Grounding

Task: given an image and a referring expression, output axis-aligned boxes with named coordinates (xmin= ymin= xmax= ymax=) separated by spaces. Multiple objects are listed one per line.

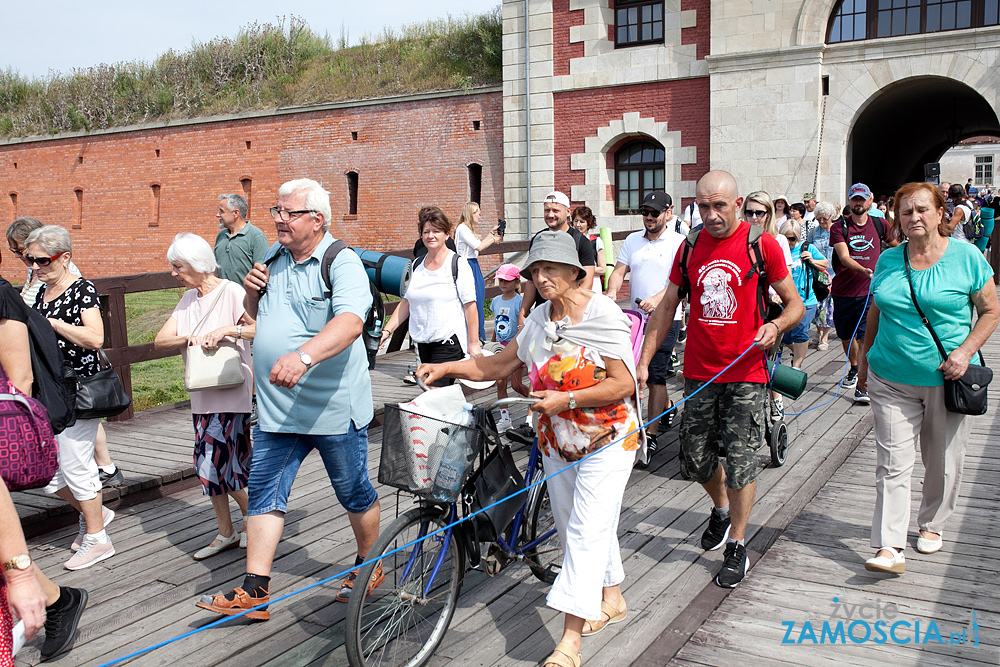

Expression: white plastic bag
xmin=398 ymin=385 xmax=468 ymax=491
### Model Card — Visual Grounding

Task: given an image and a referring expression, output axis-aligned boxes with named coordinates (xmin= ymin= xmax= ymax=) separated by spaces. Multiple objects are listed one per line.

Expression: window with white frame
xmin=975 ymin=154 xmax=993 ymax=185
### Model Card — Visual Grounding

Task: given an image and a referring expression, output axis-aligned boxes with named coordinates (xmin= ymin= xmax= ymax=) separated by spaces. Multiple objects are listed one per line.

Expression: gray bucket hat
xmin=523 ymin=231 xmax=586 ymax=280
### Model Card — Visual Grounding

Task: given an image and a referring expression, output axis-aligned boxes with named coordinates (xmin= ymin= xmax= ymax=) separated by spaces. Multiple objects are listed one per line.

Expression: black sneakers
xmin=854 ymin=389 xmax=871 ymax=404
xmin=42 ymin=586 xmax=88 ymax=661
xmin=506 ymin=423 xmax=535 ymax=446
xmin=701 ymin=508 xmax=731 ymax=551
xmin=844 ymin=368 xmax=858 ymax=388
xmin=715 ymin=541 xmax=750 ymax=588
xmin=99 ymin=466 xmax=123 ymax=489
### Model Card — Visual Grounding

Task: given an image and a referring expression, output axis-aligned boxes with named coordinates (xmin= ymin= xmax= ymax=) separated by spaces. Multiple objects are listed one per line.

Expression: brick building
xmin=0 ymin=88 xmax=502 ymax=277
xmin=502 ymin=0 xmax=1000 ymax=236
xmin=5 ymin=1 xmax=1000 ymax=277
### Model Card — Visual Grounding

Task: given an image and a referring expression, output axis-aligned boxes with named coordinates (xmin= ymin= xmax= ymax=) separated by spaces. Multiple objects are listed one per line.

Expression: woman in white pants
xmin=418 ymin=231 xmax=644 ymax=667
xmin=859 ymin=182 xmax=998 ymax=574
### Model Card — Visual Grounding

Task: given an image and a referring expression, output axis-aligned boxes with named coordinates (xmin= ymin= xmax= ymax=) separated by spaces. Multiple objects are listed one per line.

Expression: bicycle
xmin=344 ymin=396 xmax=562 ymax=667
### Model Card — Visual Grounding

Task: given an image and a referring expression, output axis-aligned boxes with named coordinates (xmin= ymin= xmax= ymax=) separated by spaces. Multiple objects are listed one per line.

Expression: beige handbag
xmin=184 ymin=285 xmax=246 ymax=392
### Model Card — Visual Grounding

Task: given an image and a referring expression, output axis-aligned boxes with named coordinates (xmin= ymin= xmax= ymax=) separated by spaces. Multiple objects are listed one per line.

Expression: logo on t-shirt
xmin=849 ymin=235 xmax=875 ymax=252
xmin=495 ymin=307 xmax=513 ymax=341
xmin=697 ymin=259 xmax=741 ymax=322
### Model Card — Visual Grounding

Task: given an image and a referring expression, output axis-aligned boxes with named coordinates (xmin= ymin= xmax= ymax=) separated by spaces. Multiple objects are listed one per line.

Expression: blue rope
xmin=93 ymin=342 xmax=760 ymax=667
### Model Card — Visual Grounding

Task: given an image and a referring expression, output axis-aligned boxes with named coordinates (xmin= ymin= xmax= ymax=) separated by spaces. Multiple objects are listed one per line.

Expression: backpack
xmin=677 ymin=223 xmax=780 ymax=323
xmin=25 ymin=307 xmax=77 ymax=434
xmin=962 ymin=206 xmax=986 ymax=241
xmin=263 ymin=241 xmax=385 ymax=371
xmin=0 ymin=365 xmax=59 ymax=492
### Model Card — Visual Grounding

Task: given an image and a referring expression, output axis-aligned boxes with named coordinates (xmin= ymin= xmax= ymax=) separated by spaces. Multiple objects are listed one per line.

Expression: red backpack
xmin=0 ymin=366 xmax=59 ymax=492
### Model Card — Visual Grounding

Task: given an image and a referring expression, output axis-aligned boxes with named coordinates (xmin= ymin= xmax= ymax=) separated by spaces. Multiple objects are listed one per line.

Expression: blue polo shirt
xmin=253 ymin=233 xmax=373 ymax=434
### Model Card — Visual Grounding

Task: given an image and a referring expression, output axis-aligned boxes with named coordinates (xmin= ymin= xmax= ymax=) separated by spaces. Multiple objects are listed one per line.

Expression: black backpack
xmin=263 ymin=241 xmax=385 ymax=371
xmin=24 ymin=307 xmax=77 ymax=434
xmin=677 ymin=223 xmax=780 ymax=323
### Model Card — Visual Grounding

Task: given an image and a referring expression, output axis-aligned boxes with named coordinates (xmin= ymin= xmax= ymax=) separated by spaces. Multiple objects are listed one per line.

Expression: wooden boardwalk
xmin=12 ymin=328 xmax=998 ymax=666
xmin=669 ymin=338 xmax=1000 ymax=667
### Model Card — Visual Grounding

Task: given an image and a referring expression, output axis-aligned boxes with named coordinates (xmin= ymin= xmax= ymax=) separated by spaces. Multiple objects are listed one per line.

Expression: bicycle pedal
xmin=482 ymin=554 xmax=502 ymax=577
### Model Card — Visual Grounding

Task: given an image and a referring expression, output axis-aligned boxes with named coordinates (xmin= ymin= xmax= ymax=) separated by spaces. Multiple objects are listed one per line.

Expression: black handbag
xmin=464 ymin=442 xmax=526 ymax=543
xmin=75 ymin=350 xmax=132 ymax=420
xmin=903 ymin=247 xmax=992 ymax=415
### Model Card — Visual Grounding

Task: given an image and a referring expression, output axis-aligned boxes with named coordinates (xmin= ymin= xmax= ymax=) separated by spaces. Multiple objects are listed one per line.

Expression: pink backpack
xmin=622 ymin=309 xmax=645 ymax=365
xmin=0 ymin=367 xmax=59 ymax=492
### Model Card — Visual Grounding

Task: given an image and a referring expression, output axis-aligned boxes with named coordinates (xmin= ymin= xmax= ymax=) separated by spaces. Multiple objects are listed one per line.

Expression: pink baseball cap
xmin=496 ymin=263 xmax=521 ymax=281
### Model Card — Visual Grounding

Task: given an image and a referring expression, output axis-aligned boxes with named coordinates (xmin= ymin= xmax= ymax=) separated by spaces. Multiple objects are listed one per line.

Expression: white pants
xmin=868 ymin=372 xmax=969 ymax=549
xmin=44 ymin=417 xmax=102 ymax=501
xmin=543 ymin=443 xmax=635 ymax=620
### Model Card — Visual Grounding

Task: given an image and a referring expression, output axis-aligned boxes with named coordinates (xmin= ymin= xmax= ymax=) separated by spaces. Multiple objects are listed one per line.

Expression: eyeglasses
xmin=269 ymin=207 xmax=316 ymax=222
xmin=640 ymin=208 xmax=660 ymax=217
xmin=745 ymin=210 xmax=768 ymax=218
xmin=24 ymin=251 xmax=67 ymax=267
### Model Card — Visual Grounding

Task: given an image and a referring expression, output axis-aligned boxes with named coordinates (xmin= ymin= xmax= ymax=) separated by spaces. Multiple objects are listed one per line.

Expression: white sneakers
xmin=496 ymin=414 xmax=513 ymax=432
xmin=71 ymin=506 xmax=115 ymax=551
xmin=916 ymin=534 xmax=943 ymax=554
xmin=865 ymin=548 xmax=905 ymax=574
xmin=64 ymin=535 xmax=115 ymax=570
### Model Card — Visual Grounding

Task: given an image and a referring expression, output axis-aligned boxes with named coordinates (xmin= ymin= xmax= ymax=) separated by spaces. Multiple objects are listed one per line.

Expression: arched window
xmin=828 ymin=0 xmax=1000 ymax=44
xmin=615 ymin=140 xmax=665 ymax=214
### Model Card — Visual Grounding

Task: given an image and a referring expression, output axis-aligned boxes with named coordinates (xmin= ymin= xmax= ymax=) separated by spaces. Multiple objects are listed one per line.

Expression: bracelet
xmin=768 ymin=321 xmax=781 ymax=335
xmin=236 ymin=324 xmax=243 ymax=340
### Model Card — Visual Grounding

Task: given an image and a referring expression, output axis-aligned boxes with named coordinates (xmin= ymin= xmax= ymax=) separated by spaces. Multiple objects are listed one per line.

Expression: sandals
xmin=581 ymin=598 xmax=628 ymax=636
xmin=540 ymin=641 xmax=581 ymax=667
xmin=335 ymin=561 xmax=385 ymax=602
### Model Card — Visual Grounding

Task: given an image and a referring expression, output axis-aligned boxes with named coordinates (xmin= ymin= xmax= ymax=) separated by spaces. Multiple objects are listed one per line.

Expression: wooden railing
xmin=91 ymin=230 xmax=635 ymax=420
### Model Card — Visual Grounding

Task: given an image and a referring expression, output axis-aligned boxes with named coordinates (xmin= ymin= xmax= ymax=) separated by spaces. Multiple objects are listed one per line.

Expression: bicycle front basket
xmin=380 ymin=403 xmax=485 ymax=502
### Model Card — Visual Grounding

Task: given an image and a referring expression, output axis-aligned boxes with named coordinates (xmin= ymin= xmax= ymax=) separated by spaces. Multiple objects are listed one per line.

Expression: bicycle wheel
xmin=523 ymin=482 xmax=563 ymax=584
xmin=345 ymin=506 xmax=465 ymax=667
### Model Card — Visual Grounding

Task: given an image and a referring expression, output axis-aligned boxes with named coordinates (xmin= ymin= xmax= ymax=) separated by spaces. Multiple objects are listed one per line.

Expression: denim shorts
xmin=647 ymin=320 xmax=681 ymax=385
xmin=782 ymin=303 xmax=818 ymax=344
xmin=248 ymin=422 xmax=377 ymax=515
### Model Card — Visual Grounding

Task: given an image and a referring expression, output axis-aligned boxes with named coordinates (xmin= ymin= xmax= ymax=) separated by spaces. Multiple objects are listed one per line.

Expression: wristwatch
xmin=567 ymin=391 xmax=577 ymax=410
xmin=295 ymin=349 xmax=313 ymax=370
xmin=3 ymin=554 xmax=31 ymax=572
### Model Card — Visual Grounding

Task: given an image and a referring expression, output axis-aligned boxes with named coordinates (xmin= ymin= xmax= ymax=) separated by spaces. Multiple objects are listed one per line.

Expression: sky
xmin=1 ymin=0 xmax=500 ymax=80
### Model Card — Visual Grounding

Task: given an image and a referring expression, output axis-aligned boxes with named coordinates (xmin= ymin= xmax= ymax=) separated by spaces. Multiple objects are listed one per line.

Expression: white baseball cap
xmin=543 ymin=191 xmax=570 ymax=208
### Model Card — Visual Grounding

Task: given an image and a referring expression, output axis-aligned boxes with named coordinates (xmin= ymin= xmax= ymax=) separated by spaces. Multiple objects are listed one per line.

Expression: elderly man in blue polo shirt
xmin=197 ymin=178 xmax=381 ymax=621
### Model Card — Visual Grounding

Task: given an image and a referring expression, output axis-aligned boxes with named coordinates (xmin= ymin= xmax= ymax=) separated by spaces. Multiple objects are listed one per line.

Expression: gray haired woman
xmin=809 ymin=201 xmax=839 ymax=350
xmin=154 ymin=233 xmax=255 ymax=560
xmin=25 ymin=225 xmax=116 ymax=570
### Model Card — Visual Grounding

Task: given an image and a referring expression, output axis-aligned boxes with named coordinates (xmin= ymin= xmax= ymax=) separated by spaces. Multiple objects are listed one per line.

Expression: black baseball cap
xmin=641 ymin=190 xmax=672 ymax=213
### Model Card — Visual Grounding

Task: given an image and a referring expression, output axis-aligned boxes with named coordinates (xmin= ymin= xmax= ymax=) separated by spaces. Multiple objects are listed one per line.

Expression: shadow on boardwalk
xmin=15 ymin=331 xmax=996 ymax=666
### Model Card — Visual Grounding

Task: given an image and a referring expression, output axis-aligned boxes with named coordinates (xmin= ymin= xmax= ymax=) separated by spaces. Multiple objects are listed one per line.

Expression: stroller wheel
xmin=769 ymin=420 xmax=788 ymax=467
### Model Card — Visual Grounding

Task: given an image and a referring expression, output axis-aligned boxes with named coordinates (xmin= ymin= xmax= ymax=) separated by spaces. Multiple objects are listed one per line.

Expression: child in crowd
xmin=491 ymin=263 xmax=523 ymax=431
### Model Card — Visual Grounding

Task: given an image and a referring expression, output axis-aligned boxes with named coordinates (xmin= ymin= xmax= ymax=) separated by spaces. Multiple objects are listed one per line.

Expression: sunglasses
xmin=785 ymin=236 xmax=798 ymax=242
xmin=745 ymin=210 xmax=768 ymax=218
xmin=24 ymin=251 xmax=67 ymax=267
xmin=640 ymin=208 xmax=660 ymax=217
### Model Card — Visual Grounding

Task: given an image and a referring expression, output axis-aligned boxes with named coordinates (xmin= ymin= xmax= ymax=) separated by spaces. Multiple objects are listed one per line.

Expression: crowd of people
xmin=1 ymin=170 xmax=996 ymax=666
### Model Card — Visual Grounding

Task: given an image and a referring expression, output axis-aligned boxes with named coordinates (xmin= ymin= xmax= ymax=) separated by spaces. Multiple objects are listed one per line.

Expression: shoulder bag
xmin=184 ymin=284 xmax=246 ymax=392
xmin=0 ymin=366 xmax=59 ymax=491
xmin=76 ymin=349 xmax=133 ymax=420
xmin=903 ymin=246 xmax=992 ymax=415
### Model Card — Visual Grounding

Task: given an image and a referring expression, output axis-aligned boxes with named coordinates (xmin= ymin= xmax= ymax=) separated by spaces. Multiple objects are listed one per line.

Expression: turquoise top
xmin=788 ymin=241 xmax=826 ymax=307
xmin=253 ymin=234 xmax=374 ymax=434
xmin=867 ymin=239 xmax=992 ymax=386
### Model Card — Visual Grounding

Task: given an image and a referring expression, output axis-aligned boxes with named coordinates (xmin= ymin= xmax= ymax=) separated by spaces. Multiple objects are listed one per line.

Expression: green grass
xmin=124 ymin=288 xmax=189 ymax=411
xmin=0 ymin=10 xmax=501 ymax=139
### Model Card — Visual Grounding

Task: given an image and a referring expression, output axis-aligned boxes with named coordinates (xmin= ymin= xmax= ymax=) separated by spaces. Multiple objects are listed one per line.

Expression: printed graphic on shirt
xmin=495 ymin=308 xmax=512 ymax=340
xmin=696 ymin=259 xmax=742 ymax=324
xmin=848 ymin=234 xmax=876 ymax=254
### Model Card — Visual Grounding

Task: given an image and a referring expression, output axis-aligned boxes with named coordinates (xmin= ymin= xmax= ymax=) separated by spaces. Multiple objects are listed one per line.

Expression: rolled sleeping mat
xmin=351 ymin=248 xmax=411 ymax=297
xmin=976 ymin=207 xmax=994 ymax=252
xmin=769 ymin=361 xmax=808 ymax=400
xmin=599 ymin=226 xmax=614 ymax=290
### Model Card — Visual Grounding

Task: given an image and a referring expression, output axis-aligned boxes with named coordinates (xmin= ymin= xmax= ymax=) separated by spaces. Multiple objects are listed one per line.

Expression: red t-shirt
xmin=669 ymin=221 xmax=789 ymax=383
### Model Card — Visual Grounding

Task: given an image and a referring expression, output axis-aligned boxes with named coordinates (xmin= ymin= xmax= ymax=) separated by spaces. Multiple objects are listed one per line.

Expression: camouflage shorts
xmin=679 ymin=379 xmax=765 ymax=489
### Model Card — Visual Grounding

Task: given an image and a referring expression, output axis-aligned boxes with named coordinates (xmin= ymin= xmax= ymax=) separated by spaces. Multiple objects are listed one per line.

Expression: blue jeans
xmin=248 ymin=423 xmax=377 ymax=515
xmin=467 ymin=257 xmax=486 ymax=342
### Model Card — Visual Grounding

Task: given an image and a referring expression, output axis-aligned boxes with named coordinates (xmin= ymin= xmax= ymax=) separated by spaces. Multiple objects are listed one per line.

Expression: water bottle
xmin=431 ymin=403 xmax=475 ymax=502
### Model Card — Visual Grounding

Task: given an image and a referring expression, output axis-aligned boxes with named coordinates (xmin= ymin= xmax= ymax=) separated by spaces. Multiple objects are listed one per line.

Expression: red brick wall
xmin=0 ymin=91 xmax=503 ymax=278
xmin=682 ymin=0 xmax=711 ymax=60
xmin=552 ymin=78 xmax=710 ymax=210
xmin=553 ymin=0 xmax=586 ymax=77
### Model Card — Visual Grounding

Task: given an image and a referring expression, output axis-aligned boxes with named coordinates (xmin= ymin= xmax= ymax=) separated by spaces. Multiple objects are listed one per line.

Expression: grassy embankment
xmin=126 ymin=289 xmax=188 ymax=411
xmin=0 ymin=11 xmax=501 ymax=139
